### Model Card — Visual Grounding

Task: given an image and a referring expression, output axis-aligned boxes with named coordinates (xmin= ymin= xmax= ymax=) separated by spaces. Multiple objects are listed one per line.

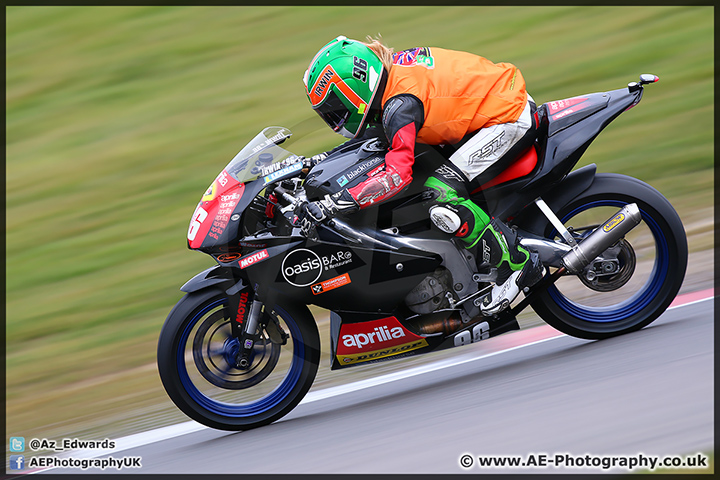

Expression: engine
xmin=404 ymin=267 xmax=454 ymax=314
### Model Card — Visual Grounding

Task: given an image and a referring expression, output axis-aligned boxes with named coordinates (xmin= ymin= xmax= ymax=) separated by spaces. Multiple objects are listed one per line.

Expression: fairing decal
xmin=187 ymin=170 xmax=244 ymax=250
xmin=335 ymin=316 xmax=428 ymax=365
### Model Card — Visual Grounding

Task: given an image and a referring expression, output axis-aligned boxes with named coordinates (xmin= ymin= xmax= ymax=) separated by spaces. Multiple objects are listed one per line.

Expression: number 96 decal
xmin=453 ymin=322 xmax=490 ymax=347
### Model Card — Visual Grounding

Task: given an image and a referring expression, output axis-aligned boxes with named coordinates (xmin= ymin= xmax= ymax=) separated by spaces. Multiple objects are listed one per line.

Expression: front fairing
xmin=187 ymin=127 xmax=302 ymax=253
xmin=185 ymin=125 xmax=443 ymax=312
xmin=239 ymin=235 xmax=441 ymax=313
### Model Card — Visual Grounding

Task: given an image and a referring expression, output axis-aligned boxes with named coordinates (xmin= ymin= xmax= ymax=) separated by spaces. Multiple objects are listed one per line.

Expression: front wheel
xmin=531 ymin=174 xmax=688 ymax=340
xmin=157 ymin=288 xmax=320 ymax=431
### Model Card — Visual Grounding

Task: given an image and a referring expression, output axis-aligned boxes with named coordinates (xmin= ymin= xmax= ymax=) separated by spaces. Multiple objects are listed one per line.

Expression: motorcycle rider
xmin=299 ymin=35 xmax=543 ymax=314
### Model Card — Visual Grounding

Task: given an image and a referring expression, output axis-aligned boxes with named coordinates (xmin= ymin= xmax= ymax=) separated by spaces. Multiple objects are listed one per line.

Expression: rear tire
xmin=531 ymin=174 xmax=688 ymax=339
xmin=158 ymin=288 xmax=320 ymax=430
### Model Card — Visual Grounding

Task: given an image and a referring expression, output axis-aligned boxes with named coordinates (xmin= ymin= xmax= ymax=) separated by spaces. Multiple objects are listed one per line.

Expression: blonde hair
xmin=364 ymin=35 xmax=394 ymax=72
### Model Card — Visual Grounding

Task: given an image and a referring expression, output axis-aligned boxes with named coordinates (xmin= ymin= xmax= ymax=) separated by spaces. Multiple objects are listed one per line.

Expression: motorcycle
xmin=158 ymin=74 xmax=687 ymax=431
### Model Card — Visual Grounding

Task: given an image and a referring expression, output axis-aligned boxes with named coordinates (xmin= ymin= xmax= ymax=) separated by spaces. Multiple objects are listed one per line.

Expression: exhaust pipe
xmin=561 ymin=203 xmax=642 ymax=273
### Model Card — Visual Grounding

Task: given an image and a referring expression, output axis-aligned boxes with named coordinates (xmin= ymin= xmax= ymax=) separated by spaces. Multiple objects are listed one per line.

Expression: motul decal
xmin=235 ymin=291 xmax=250 ymax=324
xmin=311 ymin=273 xmax=351 ymax=295
xmin=239 ymin=249 xmax=269 ymax=269
xmin=336 ymin=316 xmax=428 ymax=365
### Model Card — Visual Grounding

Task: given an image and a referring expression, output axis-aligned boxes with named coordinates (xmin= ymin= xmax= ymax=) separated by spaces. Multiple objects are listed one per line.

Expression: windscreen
xmin=224 ymin=126 xmax=298 ymax=183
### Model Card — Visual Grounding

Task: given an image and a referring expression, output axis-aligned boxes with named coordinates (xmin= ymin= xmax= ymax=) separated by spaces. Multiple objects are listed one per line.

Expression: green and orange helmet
xmin=303 ymin=36 xmax=386 ymax=138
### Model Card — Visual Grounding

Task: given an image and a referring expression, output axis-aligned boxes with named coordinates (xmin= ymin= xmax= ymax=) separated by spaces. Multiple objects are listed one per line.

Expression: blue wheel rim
xmin=177 ymin=300 xmax=304 ymax=417
xmin=547 ymin=200 xmax=669 ymax=323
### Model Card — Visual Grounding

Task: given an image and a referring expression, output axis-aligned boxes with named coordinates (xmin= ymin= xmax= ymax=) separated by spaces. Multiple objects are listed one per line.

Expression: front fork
xmin=226 ymin=287 xmax=264 ymax=370
xmin=238 ymin=299 xmax=264 ymax=369
xmin=227 ymin=287 xmax=289 ymax=369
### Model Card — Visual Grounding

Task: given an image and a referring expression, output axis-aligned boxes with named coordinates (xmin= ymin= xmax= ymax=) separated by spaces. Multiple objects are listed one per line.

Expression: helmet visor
xmin=314 ymin=89 xmax=352 ymax=133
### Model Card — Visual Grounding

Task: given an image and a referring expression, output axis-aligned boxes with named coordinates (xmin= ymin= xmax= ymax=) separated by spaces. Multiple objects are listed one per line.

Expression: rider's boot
xmin=429 ymin=205 xmax=543 ymax=315
xmin=474 ymin=218 xmax=543 ymax=315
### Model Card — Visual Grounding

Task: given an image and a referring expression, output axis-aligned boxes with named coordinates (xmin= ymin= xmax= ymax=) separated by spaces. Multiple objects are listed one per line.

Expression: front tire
xmin=157 ymin=288 xmax=320 ymax=431
xmin=531 ymin=174 xmax=688 ymax=339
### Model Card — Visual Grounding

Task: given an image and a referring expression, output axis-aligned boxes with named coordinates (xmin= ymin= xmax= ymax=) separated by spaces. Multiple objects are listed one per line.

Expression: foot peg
xmin=479 ymin=251 xmax=544 ymax=316
xmin=480 ymin=270 xmax=522 ymax=315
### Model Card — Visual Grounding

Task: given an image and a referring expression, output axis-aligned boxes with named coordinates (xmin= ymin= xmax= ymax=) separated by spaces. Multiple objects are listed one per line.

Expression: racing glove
xmin=349 ymin=163 xmax=406 ymax=207
xmin=296 ymin=194 xmax=358 ymax=238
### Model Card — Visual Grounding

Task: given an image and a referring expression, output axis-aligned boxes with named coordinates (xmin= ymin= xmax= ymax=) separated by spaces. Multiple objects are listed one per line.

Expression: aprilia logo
xmin=335 ymin=316 xmax=428 ymax=366
xmin=342 ymin=325 xmax=406 ymax=349
xmin=220 ymin=193 xmax=241 ymax=202
xmin=240 ymin=249 xmax=269 ymax=269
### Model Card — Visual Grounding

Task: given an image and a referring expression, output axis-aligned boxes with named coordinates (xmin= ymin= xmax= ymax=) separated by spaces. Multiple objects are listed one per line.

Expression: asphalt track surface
xmin=33 ymin=292 xmax=713 ymax=475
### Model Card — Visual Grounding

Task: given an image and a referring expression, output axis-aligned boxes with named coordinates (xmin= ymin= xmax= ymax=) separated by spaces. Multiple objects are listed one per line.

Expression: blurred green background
xmin=6 ymin=6 xmax=713 ymax=443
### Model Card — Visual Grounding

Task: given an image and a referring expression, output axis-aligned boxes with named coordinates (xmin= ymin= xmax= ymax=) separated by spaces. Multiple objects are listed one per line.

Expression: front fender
xmin=180 ymin=265 xmax=245 ymax=294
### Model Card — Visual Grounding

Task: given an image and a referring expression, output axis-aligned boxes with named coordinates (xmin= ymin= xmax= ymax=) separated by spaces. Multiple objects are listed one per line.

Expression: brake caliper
xmin=264 ymin=311 xmax=289 ymax=345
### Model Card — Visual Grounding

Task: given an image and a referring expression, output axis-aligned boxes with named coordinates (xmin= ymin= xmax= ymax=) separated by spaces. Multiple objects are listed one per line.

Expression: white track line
xmin=27 ymin=293 xmax=713 ymax=472
xmin=302 ymin=334 xmax=563 ymax=403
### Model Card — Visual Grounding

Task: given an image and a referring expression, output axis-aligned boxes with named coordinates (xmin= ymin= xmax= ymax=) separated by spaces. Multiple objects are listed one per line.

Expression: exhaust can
xmin=561 ymin=203 xmax=642 ymax=273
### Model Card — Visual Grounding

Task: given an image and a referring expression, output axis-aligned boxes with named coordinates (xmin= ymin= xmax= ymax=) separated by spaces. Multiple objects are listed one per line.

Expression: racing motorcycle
xmin=158 ymin=74 xmax=687 ymax=431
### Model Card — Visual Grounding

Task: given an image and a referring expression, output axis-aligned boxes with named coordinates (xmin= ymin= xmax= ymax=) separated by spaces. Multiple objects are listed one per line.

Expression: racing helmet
xmin=303 ymin=36 xmax=386 ymax=138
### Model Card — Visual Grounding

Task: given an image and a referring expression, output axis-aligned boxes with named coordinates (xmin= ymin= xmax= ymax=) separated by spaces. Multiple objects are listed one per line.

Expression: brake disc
xmin=578 ymin=239 xmax=636 ymax=292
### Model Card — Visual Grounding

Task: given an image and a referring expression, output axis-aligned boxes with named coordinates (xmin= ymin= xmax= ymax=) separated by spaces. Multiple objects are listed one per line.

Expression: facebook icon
xmin=10 ymin=455 xmax=25 ymax=470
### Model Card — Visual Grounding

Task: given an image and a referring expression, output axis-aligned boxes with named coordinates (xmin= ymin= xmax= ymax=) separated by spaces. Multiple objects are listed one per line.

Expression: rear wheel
xmin=531 ymin=174 xmax=688 ymax=339
xmin=158 ymin=288 xmax=320 ymax=430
